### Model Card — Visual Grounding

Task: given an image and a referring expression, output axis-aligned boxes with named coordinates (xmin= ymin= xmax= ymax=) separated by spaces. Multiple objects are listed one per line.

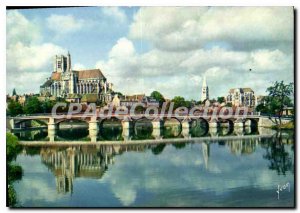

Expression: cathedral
xmin=40 ymin=52 xmax=113 ymax=103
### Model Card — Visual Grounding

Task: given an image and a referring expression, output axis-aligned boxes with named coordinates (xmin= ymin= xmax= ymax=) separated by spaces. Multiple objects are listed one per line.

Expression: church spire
xmin=202 ymin=75 xmax=207 ymax=88
xmin=201 ymin=75 xmax=209 ymax=102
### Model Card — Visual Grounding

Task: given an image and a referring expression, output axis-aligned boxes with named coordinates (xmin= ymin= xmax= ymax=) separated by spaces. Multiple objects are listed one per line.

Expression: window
xmin=57 ymin=61 xmax=62 ymax=68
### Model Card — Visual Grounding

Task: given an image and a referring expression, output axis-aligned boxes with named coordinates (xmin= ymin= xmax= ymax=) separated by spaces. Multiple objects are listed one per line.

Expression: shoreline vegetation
xmin=7 ymin=133 xmax=23 ymax=207
xmin=272 ymin=121 xmax=294 ymax=130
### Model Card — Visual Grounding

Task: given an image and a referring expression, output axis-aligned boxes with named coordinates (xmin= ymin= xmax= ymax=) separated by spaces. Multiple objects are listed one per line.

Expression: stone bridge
xmin=7 ymin=113 xmax=292 ymax=142
xmin=8 ymin=113 xmax=262 ymax=131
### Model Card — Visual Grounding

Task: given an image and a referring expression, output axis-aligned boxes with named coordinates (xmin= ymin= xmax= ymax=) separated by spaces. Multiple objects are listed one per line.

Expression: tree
xmin=225 ymin=102 xmax=232 ymax=107
xmin=150 ymin=91 xmax=165 ymax=107
xmin=172 ymin=96 xmax=186 ymax=109
xmin=135 ymin=105 xmax=145 ymax=113
xmin=184 ymin=100 xmax=193 ymax=109
xmin=23 ymin=96 xmax=42 ymax=114
xmin=217 ymin=96 xmax=225 ymax=103
xmin=7 ymin=100 xmax=23 ymax=116
xmin=12 ymin=88 xmax=17 ymax=96
xmin=255 ymin=103 xmax=268 ymax=114
xmin=41 ymin=100 xmax=57 ymax=113
xmin=264 ymin=81 xmax=293 ymax=126
xmin=114 ymin=91 xmax=123 ymax=97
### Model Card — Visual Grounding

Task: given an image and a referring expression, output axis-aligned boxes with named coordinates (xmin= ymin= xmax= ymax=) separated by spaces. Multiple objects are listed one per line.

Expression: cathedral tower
xmin=54 ymin=54 xmax=68 ymax=73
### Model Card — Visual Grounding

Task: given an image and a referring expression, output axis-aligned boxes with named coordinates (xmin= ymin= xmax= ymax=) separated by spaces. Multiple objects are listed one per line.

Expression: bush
xmin=7 ymin=185 xmax=17 ymax=207
xmin=6 ymin=133 xmax=22 ymax=162
xmin=8 ymin=164 xmax=23 ymax=183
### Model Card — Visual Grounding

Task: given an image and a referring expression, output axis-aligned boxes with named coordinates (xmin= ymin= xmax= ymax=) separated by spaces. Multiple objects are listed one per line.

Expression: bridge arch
xmin=14 ymin=119 xmax=48 ymax=129
xmin=163 ymin=117 xmax=182 ymax=138
xmin=132 ymin=117 xmax=153 ymax=139
xmin=219 ymin=119 xmax=235 ymax=136
xmin=244 ymin=118 xmax=259 ymax=135
xmin=189 ymin=118 xmax=209 ymax=137
xmin=99 ymin=117 xmax=123 ymax=141
xmin=55 ymin=118 xmax=89 ymax=126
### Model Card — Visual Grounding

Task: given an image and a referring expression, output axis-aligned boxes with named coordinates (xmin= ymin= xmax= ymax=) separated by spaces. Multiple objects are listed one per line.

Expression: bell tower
xmin=54 ymin=54 xmax=68 ymax=73
xmin=201 ymin=75 xmax=209 ymax=102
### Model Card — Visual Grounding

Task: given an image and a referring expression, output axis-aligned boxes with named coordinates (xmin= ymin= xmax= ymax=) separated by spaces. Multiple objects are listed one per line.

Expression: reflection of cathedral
xmin=39 ymin=145 xmax=151 ymax=194
xmin=40 ymin=52 xmax=113 ymax=102
xmin=40 ymin=146 xmax=115 ymax=193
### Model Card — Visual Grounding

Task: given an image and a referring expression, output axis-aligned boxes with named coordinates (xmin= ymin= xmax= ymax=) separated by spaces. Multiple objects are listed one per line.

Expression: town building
xmin=110 ymin=94 xmax=159 ymax=108
xmin=200 ymin=76 xmax=209 ymax=102
xmin=40 ymin=52 xmax=113 ymax=103
xmin=226 ymin=88 xmax=256 ymax=107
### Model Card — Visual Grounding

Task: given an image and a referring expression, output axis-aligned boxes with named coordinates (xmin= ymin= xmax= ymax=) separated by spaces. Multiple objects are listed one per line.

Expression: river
xmin=11 ymin=123 xmax=294 ymax=207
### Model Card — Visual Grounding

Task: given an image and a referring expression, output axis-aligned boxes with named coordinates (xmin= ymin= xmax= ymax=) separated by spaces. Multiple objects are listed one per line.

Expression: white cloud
xmin=129 ymin=7 xmax=293 ymax=51
xmin=47 ymin=14 xmax=85 ymax=34
xmin=245 ymin=49 xmax=293 ymax=72
xmin=109 ymin=37 xmax=135 ymax=58
xmin=73 ymin=63 xmax=86 ymax=70
xmin=96 ymin=36 xmax=293 ymax=99
xmin=6 ymin=7 xmax=294 ymax=99
xmin=6 ymin=10 xmax=41 ymax=45
xmin=7 ymin=42 xmax=65 ymax=71
xmin=6 ymin=10 xmax=66 ymax=94
xmin=102 ymin=7 xmax=127 ymax=23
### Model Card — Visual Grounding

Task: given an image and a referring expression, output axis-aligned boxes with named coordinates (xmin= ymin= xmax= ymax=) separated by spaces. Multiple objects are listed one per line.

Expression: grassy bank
xmin=7 ymin=132 xmax=23 ymax=207
xmin=272 ymin=121 xmax=294 ymax=130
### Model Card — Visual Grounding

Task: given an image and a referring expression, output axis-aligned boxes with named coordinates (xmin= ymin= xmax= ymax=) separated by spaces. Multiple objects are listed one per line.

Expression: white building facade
xmin=226 ymin=88 xmax=256 ymax=108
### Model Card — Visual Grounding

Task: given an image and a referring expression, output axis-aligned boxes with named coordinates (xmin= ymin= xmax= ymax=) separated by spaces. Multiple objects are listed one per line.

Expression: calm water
xmin=12 ymin=125 xmax=294 ymax=207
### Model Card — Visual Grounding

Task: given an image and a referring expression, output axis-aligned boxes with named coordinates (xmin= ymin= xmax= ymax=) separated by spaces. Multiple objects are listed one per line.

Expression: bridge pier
xmin=244 ymin=126 xmax=252 ymax=135
xmin=122 ymin=117 xmax=133 ymax=129
xmin=88 ymin=117 xmax=99 ymax=131
xmin=89 ymin=117 xmax=99 ymax=142
xmin=244 ymin=119 xmax=252 ymax=127
xmin=9 ymin=119 xmax=15 ymax=130
xmin=152 ymin=128 xmax=162 ymax=139
xmin=152 ymin=118 xmax=164 ymax=129
xmin=89 ymin=129 xmax=98 ymax=142
xmin=48 ymin=128 xmax=56 ymax=142
xmin=181 ymin=127 xmax=191 ymax=138
xmin=122 ymin=128 xmax=131 ymax=141
xmin=234 ymin=127 xmax=244 ymax=136
xmin=234 ymin=119 xmax=244 ymax=136
xmin=181 ymin=118 xmax=192 ymax=129
xmin=209 ymin=127 xmax=218 ymax=137
xmin=209 ymin=120 xmax=219 ymax=128
xmin=234 ymin=120 xmax=244 ymax=128
xmin=48 ymin=118 xmax=58 ymax=130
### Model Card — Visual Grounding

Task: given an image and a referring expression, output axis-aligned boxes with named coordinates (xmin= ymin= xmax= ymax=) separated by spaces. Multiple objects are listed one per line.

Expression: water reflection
xmin=13 ymin=129 xmax=48 ymax=141
xmin=262 ymin=132 xmax=294 ymax=175
xmin=100 ymin=119 xmax=123 ymax=141
xmin=18 ymin=132 xmax=294 ymax=198
xmin=57 ymin=128 xmax=89 ymax=141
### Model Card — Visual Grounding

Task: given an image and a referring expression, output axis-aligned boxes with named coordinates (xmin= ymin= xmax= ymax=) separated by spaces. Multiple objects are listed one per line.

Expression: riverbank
xmin=272 ymin=121 xmax=294 ymax=130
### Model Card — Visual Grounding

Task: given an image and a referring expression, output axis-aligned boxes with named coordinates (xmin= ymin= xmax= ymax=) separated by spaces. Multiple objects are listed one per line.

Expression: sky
xmin=6 ymin=7 xmax=294 ymax=100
